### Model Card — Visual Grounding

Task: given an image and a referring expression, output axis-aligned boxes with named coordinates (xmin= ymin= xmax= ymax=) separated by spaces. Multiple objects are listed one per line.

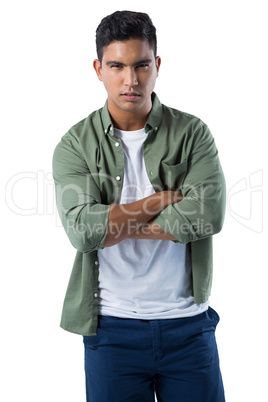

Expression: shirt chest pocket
xmin=160 ymin=159 xmax=188 ymax=190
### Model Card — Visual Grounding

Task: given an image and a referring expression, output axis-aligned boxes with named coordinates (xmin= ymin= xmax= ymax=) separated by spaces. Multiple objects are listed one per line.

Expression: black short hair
xmin=96 ymin=11 xmax=157 ymax=63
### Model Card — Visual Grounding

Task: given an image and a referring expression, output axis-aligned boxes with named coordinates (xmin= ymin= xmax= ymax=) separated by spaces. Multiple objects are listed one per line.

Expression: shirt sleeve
xmin=153 ymin=123 xmax=226 ymax=243
xmin=52 ymin=132 xmax=110 ymax=253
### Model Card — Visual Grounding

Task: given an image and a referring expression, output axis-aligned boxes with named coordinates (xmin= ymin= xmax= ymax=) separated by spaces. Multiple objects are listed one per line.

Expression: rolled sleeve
xmin=154 ymin=124 xmax=226 ymax=243
xmin=53 ymin=133 xmax=110 ymax=253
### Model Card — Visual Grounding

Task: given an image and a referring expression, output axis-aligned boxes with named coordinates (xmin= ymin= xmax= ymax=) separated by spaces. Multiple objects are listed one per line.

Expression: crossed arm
xmin=103 ymin=190 xmax=183 ymax=247
xmin=128 ymin=220 xmax=177 ymax=240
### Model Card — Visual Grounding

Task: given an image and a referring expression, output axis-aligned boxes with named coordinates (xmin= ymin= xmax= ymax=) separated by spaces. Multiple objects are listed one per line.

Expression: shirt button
xmin=150 ymin=171 xmax=153 ymax=176
xmin=115 ymin=142 xmax=120 ymax=147
xmin=94 ymin=293 xmax=98 ymax=298
xmin=154 ymin=127 xmax=158 ymax=131
xmin=116 ymin=176 xmax=121 ymax=181
xmin=94 ymin=261 xmax=99 ymax=266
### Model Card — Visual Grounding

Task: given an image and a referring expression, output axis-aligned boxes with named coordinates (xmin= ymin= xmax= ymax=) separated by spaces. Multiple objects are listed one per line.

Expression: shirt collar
xmin=101 ymin=92 xmax=163 ymax=136
xmin=101 ymin=99 xmax=113 ymax=135
xmin=145 ymin=92 xmax=163 ymax=134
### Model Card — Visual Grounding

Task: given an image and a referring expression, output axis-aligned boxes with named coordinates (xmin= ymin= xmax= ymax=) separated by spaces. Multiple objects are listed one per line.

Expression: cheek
xmin=102 ymin=79 xmax=119 ymax=98
xmin=144 ymin=74 xmax=157 ymax=90
xmin=103 ymin=72 xmax=121 ymax=88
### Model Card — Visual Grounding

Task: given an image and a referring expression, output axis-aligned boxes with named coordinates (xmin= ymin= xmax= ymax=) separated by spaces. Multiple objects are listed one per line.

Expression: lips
xmin=121 ymin=92 xmax=140 ymax=100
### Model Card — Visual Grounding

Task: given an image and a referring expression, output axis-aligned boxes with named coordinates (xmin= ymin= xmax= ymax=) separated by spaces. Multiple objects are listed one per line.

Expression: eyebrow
xmin=106 ymin=59 xmax=153 ymax=67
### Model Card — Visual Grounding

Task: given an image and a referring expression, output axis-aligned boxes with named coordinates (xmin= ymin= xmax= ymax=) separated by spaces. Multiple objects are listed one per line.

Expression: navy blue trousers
xmin=83 ymin=307 xmax=225 ymax=401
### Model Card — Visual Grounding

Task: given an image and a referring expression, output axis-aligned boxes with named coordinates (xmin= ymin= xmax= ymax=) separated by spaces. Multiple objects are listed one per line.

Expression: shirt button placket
xmin=114 ymin=138 xmax=123 ymax=187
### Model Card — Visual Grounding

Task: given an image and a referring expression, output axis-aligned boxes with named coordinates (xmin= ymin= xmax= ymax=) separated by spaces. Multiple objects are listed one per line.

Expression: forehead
xmin=102 ymin=39 xmax=155 ymax=62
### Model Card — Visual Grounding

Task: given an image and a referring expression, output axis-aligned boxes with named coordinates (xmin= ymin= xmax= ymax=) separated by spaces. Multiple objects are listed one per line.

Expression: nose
xmin=124 ymin=67 xmax=138 ymax=87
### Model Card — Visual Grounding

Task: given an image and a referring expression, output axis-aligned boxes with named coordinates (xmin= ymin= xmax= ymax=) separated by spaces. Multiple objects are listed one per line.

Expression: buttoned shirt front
xmin=52 ymin=93 xmax=226 ymax=336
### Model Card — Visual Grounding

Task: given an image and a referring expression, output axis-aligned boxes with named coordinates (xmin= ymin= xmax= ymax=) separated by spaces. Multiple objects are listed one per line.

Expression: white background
xmin=1 ymin=0 xmax=267 ymax=401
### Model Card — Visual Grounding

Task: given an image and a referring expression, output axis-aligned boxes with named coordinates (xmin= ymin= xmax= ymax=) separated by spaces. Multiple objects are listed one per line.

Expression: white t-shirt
xmin=98 ymin=127 xmax=208 ymax=319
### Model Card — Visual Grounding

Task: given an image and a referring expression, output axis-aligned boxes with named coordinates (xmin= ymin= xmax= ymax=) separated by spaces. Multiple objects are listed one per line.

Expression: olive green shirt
xmin=52 ymin=93 xmax=226 ymax=336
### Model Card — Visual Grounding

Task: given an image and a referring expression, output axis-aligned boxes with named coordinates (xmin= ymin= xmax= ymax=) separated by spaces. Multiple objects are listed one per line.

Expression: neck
xmin=111 ymin=115 xmax=147 ymax=131
xmin=108 ymin=101 xmax=152 ymax=131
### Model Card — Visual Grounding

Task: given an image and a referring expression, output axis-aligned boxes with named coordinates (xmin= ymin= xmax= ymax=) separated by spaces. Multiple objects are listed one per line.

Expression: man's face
xmin=93 ymin=39 xmax=161 ymax=123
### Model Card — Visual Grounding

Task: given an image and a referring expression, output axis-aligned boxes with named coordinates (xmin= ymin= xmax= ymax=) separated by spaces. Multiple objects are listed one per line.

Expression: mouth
xmin=121 ymin=92 xmax=141 ymax=101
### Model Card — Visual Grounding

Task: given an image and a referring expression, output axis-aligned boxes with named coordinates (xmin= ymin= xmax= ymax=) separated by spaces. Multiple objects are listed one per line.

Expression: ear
xmin=156 ymin=56 xmax=161 ymax=76
xmin=93 ymin=59 xmax=103 ymax=81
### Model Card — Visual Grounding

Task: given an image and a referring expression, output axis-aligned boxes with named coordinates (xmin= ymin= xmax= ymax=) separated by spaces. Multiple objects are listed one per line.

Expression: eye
xmin=110 ymin=64 xmax=123 ymax=69
xmin=136 ymin=63 xmax=149 ymax=69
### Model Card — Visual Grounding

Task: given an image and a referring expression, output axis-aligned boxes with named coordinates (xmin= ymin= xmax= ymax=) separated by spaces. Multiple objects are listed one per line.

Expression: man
xmin=53 ymin=10 xmax=226 ymax=402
